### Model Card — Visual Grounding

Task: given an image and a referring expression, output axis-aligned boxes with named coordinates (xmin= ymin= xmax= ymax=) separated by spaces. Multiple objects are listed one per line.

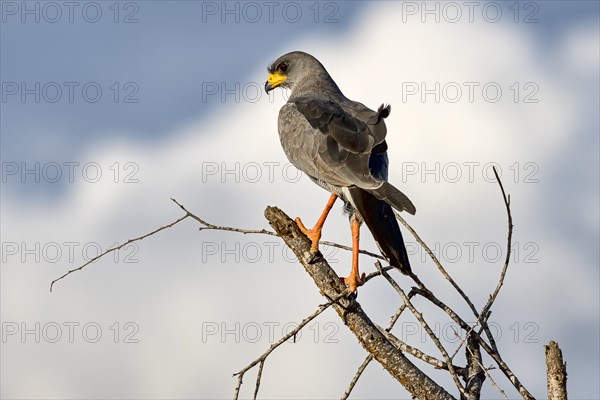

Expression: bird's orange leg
xmin=295 ymin=193 xmax=337 ymax=254
xmin=342 ymin=216 xmax=366 ymax=293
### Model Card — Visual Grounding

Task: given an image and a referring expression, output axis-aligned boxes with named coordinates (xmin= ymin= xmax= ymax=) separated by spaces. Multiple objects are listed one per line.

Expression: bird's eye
xmin=277 ymin=62 xmax=288 ymax=73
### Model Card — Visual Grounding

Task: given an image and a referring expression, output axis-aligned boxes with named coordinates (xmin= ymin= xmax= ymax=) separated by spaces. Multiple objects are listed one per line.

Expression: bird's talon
xmin=307 ymin=251 xmax=320 ymax=264
xmin=294 ymin=217 xmax=322 ymax=254
xmin=341 ymin=273 xmax=366 ymax=293
xmin=294 ymin=217 xmax=308 ymax=233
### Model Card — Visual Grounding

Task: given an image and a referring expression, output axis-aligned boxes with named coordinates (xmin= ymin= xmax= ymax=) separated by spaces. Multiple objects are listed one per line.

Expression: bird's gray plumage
xmin=266 ymin=51 xmax=415 ymax=273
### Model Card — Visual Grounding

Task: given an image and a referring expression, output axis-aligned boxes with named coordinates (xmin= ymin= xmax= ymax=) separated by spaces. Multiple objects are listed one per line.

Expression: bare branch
xmin=394 ymin=210 xmax=499 ymax=354
xmin=375 ymin=261 xmax=467 ymax=397
xmin=342 ymin=355 xmax=373 ymax=400
xmin=382 ymin=329 xmax=466 ymax=376
xmin=49 ymin=213 xmax=190 ymax=292
xmin=479 ymin=167 xmax=513 ymax=323
xmin=449 ymin=311 xmax=491 ymax=361
xmin=51 ymin=173 xmax=538 ymax=400
xmin=478 ymin=363 xmax=509 ymax=400
xmin=265 ymin=206 xmax=455 ymax=400
xmin=342 ymin=291 xmax=415 ymax=399
xmin=453 ymin=324 xmax=505 ymax=400
xmin=253 ymin=360 xmax=265 ymax=400
xmin=363 ymin=265 xmax=395 ymax=282
xmin=51 ymin=198 xmax=384 ymax=291
xmin=171 ymin=198 xmax=385 ymax=260
xmin=171 ymin=198 xmax=274 ymax=236
xmin=394 ymin=167 xmax=537 ymax=400
xmin=392 ymin=166 xmax=512 ymax=355
xmin=233 ymin=293 xmax=344 ymax=400
xmin=545 ymin=341 xmax=568 ymax=400
xmin=412 ymin=278 xmax=534 ymax=399
xmin=463 ymin=333 xmax=485 ymax=400
xmin=394 ymin=211 xmax=477 ymax=315
xmin=462 ymin=332 xmax=509 ymax=400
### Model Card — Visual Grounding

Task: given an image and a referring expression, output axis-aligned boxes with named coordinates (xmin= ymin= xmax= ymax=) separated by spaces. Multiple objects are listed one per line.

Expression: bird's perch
xmin=264 ymin=206 xmax=455 ymax=400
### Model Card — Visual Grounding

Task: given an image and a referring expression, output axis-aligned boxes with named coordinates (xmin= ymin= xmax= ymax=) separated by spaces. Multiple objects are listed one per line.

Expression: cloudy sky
xmin=1 ymin=1 xmax=598 ymax=399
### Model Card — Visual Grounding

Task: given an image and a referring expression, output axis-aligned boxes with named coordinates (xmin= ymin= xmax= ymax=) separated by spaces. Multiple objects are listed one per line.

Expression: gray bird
xmin=265 ymin=51 xmax=415 ymax=292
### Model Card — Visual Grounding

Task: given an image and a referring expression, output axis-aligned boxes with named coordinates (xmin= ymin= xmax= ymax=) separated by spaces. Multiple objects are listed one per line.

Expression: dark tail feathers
xmin=370 ymin=181 xmax=416 ymax=215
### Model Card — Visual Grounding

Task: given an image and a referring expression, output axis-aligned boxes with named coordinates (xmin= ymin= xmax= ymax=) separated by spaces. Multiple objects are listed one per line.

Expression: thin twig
xmin=51 ymin=198 xmax=384 ymax=291
xmin=480 ymin=340 xmax=534 ymax=400
xmin=410 ymin=287 xmax=488 ymax=362
xmin=375 ymin=261 xmax=467 ymax=397
xmin=476 ymin=361 xmax=509 ymax=400
xmin=171 ymin=198 xmax=275 ymax=236
xmin=341 ymin=355 xmax=373 ymax=400
xmin=479 ymin=167 xmax=513 ymax=323
xmin=363 ymin=265 xmax=394 ymax=283
xmin=49 ymin=213 xmax=190 ymax=292
xmin=449 ymin=310 xmax=492 ymax=361
xmin=394 ymin=210 xmax=499 ymax=354
xmin=171 ymin=198 xmax=385 ymax=260
xmin=417 ymin=277 xmax=533 ymax=399
xmin=463 ymin=335 xmax=508 ymax=400
xmin=253 ymin=360 xmax=265 ymax=400
xmin=394 ymin=166 xmax=512 ymax=357
xmin=381 ymin=329 xmax=466 ymax=376
xmin=233 ymin=292 xmax=345 ymax=400
xmin=394 ymin=211 xmax=476 ymax=313
xmin=450 ymin=325 xmax=475 ymax=361
xmin=395 ymin=168 xmax=533 ymax=400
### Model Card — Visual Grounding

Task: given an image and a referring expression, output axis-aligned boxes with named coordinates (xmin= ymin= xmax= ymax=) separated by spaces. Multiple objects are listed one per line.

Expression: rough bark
xmin=265 ymin=206 xmax=455 ymax=400
xmin=545 ymin=341 xmax=567 ymax=400
xmin=463 ymin=333 xmax=485 ymax=400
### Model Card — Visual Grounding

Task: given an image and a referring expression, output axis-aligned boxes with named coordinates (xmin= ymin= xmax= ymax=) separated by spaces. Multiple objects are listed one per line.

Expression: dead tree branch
xmin=382 ymin=329 xmax=466 ymax=376
xmin=171 ymin=198 xmax=385 ymax=260
xmin=463 ymin=333 xmax=485 ymax=400
xmin=410 ymin=264 xmax=534 ymax=399
xmin=375 ymin=261 xmax=467 ymax=397
xmin=545 ymin=341 xmax=567 ymax=400
xmin=479 ymin=167 xmax=513 ymax=325
xmin=49 ymin=213 xmax=190 ymax=292
xmin=342 ymin=293 xmax=414 ymax=399
xmin=50 ymin=198 xmax=384 ymax=292
xmin=50 ymin=165 xmax=552 ymax=400
xmin=394 ymin=212 xmax=499 ymax=354
xmin=233 ymin=293 xmax=345 ymax=400
xmin=264 ymin=206 xmax=455 ymax=400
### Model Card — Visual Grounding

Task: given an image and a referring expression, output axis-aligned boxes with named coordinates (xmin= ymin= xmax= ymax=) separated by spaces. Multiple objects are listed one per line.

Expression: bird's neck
xmin=289 ymin=77 xmax=345 ymax=102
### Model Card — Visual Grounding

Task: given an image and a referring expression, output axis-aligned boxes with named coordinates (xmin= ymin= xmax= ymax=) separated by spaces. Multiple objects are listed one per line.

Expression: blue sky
xmin=2 ymin=1 xmax=599 ymax=399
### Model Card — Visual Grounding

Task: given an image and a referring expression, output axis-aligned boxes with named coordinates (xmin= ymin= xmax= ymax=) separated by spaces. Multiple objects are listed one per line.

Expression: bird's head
xmin=264 ymin=51 xmax=336 ymax=95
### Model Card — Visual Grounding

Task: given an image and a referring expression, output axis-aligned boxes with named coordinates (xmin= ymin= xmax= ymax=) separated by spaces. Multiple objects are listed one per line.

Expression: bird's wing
xmin=291 ymin=97 xmax=384 ymax=186
xmin=294 ymin=97 xmax=378 ymax=154
xmin=291 ymin=97 xmax=416 ymax=215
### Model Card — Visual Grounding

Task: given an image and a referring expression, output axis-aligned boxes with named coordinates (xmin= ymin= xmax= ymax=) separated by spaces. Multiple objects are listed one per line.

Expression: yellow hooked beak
xmin=265 ymin=72 xmax=287 ymax=93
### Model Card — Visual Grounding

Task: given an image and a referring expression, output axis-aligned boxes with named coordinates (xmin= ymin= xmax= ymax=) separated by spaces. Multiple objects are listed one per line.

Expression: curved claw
xmin=342 ymin=272 xmax=366 ymax=293
xmin=295 ymin=217 xmax=322 ymax=254
xmin=307 ymin=252 xmax=321 ymax=264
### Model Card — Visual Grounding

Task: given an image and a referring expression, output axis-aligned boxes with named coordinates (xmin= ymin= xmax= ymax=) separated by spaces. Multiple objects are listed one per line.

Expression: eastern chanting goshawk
xmin=265 ymin=51 xmax=415 ymax=293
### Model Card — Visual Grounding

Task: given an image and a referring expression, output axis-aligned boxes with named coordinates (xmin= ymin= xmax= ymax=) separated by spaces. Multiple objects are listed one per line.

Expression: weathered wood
xmin=265 ymin=206 xmax=455 ymax=400
xmin=545 ymin=341 xmax=567 ymax=400
xmin=463 ymin=333 xmax=485 ymax=400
